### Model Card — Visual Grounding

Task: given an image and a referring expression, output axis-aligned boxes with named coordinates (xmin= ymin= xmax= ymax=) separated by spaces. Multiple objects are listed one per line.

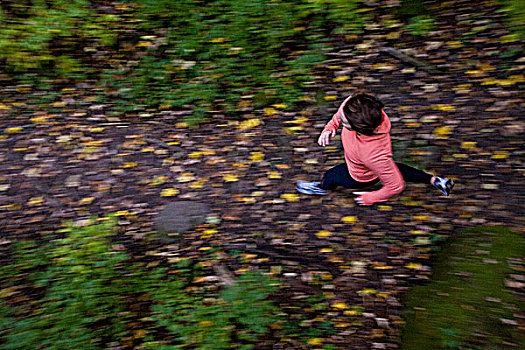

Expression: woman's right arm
xmin=318 ymin=113 xmax=341 ymax=146
xmin=319 ymin=95 xmax=354 ymax=146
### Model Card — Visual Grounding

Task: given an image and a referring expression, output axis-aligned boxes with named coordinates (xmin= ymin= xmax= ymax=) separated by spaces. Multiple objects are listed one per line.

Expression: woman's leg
xmin=320 ymin=163 xmax=379 ymax=190
xmin=395 ymin=162 xmax=433 ymax=184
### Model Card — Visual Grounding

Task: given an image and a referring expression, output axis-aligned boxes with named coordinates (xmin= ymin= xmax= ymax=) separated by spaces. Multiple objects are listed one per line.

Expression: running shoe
xmin=433 ymin=177 xmax=454 ymax=196
xmin=296 ymin=181 xmax=328 ymax=195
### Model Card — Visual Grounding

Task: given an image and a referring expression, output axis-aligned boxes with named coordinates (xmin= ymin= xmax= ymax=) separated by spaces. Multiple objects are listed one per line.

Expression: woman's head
xmin=341 ymin=92 xmax=384 ymax=136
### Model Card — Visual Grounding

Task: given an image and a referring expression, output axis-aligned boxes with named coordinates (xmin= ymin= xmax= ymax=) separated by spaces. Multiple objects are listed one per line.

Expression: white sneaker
xmin=433 ymin=177 xmax=454 ymax=196
xmin=296 ymin=181 xmax=328 ymax=195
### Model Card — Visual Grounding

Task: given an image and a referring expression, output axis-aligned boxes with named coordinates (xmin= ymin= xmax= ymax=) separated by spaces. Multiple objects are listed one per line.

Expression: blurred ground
xmin=0 ymin=0 xmax=523 ymax=348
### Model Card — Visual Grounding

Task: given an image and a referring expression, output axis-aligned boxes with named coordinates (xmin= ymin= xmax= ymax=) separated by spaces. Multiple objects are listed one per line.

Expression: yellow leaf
xmin=509 ymin=75 xmax=525 ymax=83
xmin=358 ymin=288 xmax=376 ymax=294
xmin=491 ymin=151 xmax=509 ymax=159
xmin=446 ymin=41 xmax=463 ymax=48
xmin=0 ymin=104 xmax=11 ymax=110
xmin=284 ymin=126 xmax=303 ymax=134
xmin=275 ymin=164 xmax=290 ymax=169
xmin=223 ymin=174 xmax=239 ymax=182
xmin=84 ymin=140 xmax=104 ymax=147
xmin=501 ymin=34 xmax=518 ymax=43
xmin=341 ymin=216 xmax=358 ymax=224
xmin=272 ymin=103 xmax=287 ymax=109
xmin=412 ymin=215 xmax=428 ymax=221
xmin=453 ymin=153 xmax=468 ymax=158
xmin=344 ymin=310 xmax=361 ymax=316
xmin=264 ymin=108 xmax=277 ymax=116
xmin=199 ymin=320 xmax=214 ymax=327
xmin=374 ymin=265 xmax=393 ymax=270
xmin=461 ymin=141 xmax=477 ymax=149
xmin=5 ymin=127 xmax=22 ymax=133
xmin=115 ymin=210 xmax=130 ymax=216
xmin=284 ymin=117 xmax=308 ymax=124
xmin=298 ymin=95 xmax=313 ymax=102
xmin=307 ymin=338 xmax=324 ymax=345
xmin=150 ymin=175 xmax=168 ymax=186
xmin=31 ymin=115 xmax=50 ymax=123
xmin=324 ymin=95 xmax=338 ymax=101
xmin=405 ymin=263 xmax=422 ymax=269
xmin=378 ymin=205 xmax=392 ymax=211
xmin=190 ymin=180 xmax=206 ymax=189
xmin=250 ymin=152 xmax=265 ymax=162
xmin=331 ymin=302 xmax=348 ymax=309
xmin=122 ymin=162 xmax=137 ymax=168
xmin=203 ymin=229 xmax=217 ymax=235
xmin=28 ymin=197 xmax=44 ymax=205
xmin=189 ymin=151 xmax=204 ymax=159
xmin=267 ymin=171 xmax=282 ymax=179
xmin=433 ymin=126 xmax=452 ymax=139
xmin=137 ymin=41 xmax=152 ymax=47
xmin=238 ymin=118 xmax=262 ymax=130
xmin=333 ymin=76 xmax=350 ymax=82
xmin=335 ymin=323 xmax=351 ymax=328
xmin=210 ymin=37 xmax=225 ymax=43
xmin=141 ymin=147 xmax=155 ymax=152
xmin=431 ymin=104 xmax=455 ymax=111
xmin=281 ymin=193 xmax=299 ymax=202
xmin=79 ymin=197 xmax=95 ymax=205
xmin=161 ymin=188 xmax=179 ymax=197
xmin=320 ymin=248 xmax=333 ymax=253
xmin=315 ymin=231 xmax=331 ymax=237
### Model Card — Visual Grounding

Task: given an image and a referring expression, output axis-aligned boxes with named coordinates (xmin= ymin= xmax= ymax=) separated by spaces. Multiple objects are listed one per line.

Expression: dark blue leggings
xmin=320 ymin=162 xmax=432 ymax=190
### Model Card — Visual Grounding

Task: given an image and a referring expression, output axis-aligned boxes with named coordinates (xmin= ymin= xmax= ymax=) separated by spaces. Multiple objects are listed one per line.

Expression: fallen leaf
xmin=341 ymin=216 xmax=358 ymax=224
xmin=405 ymin=263 xmax=422 ymax=269
xmin=238 ymin=118 xmax=262 ymax=130
xmin=315 ymin=230 xmax=331 ymax=237
xmin=223 ymin=174 xmax=239 ymax=182
xmin=161 ymin=188 xmax=180 ymax=197
xmin=79 ymin=197 xmax=95 ymax=205
xmin=281 ymin=193 xmax=299 ymax=202
xmin=332 ymin=302 xmax=349 ymax=309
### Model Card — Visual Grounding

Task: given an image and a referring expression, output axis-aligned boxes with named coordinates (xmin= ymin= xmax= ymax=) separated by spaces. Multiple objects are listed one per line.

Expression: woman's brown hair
xmin=342 ymin=92 xmax=384 ymax=136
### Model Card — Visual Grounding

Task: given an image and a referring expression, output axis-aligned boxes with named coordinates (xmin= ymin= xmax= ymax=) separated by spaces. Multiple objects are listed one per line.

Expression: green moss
xmin=401 ymin=226 xmax=524 ymax=349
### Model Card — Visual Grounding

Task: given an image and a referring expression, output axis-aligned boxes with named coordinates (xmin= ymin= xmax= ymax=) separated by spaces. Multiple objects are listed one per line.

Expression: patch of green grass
xmin=497 ymin=0 xmax=525 ymax=40
xmin=401 ymin=226 xmax=524 ymax=349
xmin=405 ymin=15 xmax=436 ymax=36
xmin=0 ymin=216 xmax=335 ymax=349
xmin=0 ymin=0 xmax=370 ymax=123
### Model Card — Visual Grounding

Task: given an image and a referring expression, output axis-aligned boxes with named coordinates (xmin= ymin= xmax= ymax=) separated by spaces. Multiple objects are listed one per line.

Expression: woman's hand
xmin=318 ymin=130 xmax=335 ymax=147
xmin=353 ymin=192 xmax=372 ymax=206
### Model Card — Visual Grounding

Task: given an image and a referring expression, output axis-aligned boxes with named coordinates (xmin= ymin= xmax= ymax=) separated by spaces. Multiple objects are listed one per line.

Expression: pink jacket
xmin=322 ymin=97 xmax=405 ymax=205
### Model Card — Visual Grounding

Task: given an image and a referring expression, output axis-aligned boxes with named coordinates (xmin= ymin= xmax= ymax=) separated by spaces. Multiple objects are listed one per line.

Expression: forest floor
xmin=0 ymin=0 xmax=523 ymax=349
